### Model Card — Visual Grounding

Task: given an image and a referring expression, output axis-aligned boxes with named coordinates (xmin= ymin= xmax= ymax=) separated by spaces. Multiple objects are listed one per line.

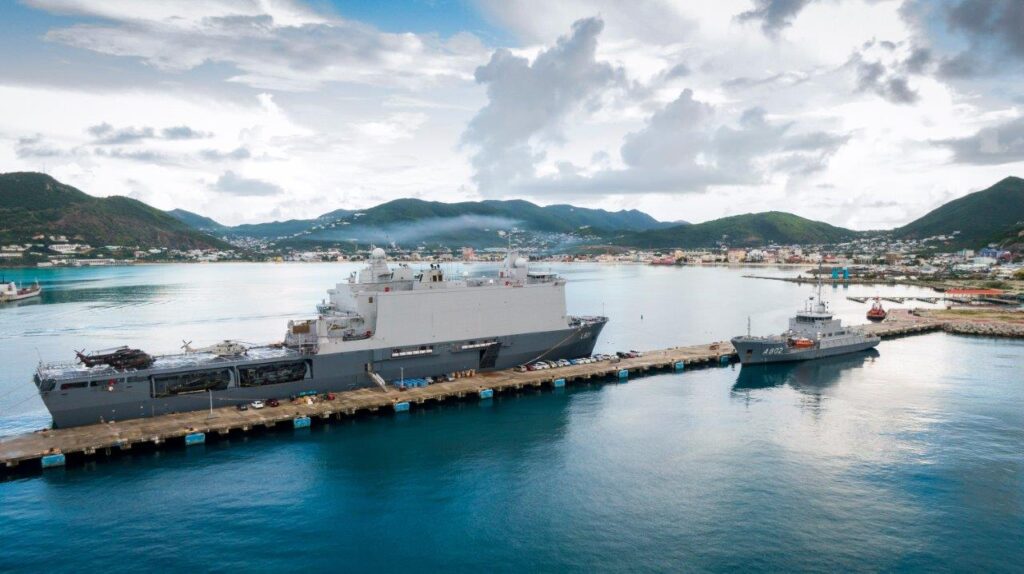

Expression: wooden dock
xmin=0 ymin=317 xmax=948 ymax=475
xmin=0 ymin=342 xmax=736 ymax=473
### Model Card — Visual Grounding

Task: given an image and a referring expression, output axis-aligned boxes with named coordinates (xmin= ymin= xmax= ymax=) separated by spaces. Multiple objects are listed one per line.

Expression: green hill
xmin=618 ymin=211 xmax=858 ymax=248
xmin=895 ymin=176 xmax=1024 ymax=249
xmin=166 ymin=209 xmax=227 ymax=233
xmin=0 ymin=172 xmax=229 ymax=249
xmin=183 ymin=197 xmax=670 ymax=244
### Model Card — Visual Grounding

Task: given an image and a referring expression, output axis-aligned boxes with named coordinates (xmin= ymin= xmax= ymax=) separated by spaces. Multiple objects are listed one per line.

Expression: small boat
xmin=0 ymin=280 xmax=42 ymax=302
xmin=790 ymin=337 xmax=815 ymax=349
xmin=866 ymin=297 xmax=887 ymax=322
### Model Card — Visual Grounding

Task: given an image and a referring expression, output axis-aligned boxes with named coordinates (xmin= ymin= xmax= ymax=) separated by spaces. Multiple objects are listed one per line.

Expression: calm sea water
xmin=0 ymin=263 xmax=1021 ymax=572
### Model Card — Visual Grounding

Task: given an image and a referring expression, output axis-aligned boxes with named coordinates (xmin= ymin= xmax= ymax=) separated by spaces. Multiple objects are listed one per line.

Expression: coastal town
xmin=4 ymin=232 xmax=1021 ymax=293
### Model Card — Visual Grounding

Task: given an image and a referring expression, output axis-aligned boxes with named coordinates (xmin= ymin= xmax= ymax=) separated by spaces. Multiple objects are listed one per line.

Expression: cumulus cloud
xmin=512 ymin=89 xmax=849 ymax=196
xmin=936 ymin=117 xmax=1024 ymax=165
xmin=848 ymin=41 xmax=921 ymax=104
xmin=15 ymin=135 xmax=66 ymax=158
xmin=901 ymin=0 xmax=1024 ymax=79
xmin=199 ymin=147 xmax=251 ymax=161
xmin=462 ymin=17 xmax=625 ymax=195
xmin=944 ymin=0 xmax=1024 ymax=67
xmin=161 ymin=125 xmax=210 ymax=140
xmin=211 ymin=170 xmax=283 ymax=196
xmin=29 ymin=0 xmax=487 ymax=91
xmin=87 ymin=123 xmax=155 ymax=144
xmin=87 ymin=122 xmax=211 ymax=144
xmin=94 ymin=147 xmax=174 ymax=164
xmin=736 ymin=0 xmax=815 ymax=36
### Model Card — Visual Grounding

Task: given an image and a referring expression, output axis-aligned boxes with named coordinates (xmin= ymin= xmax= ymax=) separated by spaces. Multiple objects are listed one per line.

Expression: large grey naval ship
xmin=731 ymin=280 xmax=880 ymax=365
xmin=33 ymin=249 xmax=607 ymax=428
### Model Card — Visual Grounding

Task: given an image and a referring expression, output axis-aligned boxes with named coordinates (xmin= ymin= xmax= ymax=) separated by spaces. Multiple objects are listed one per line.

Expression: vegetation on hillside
xmin=615 ymin=211 xmax=859 ymax=248
xmin=0 ymin=172 xmax=229 ymax=249
xmin=895 ymin=176 xmax=1024 ymax=249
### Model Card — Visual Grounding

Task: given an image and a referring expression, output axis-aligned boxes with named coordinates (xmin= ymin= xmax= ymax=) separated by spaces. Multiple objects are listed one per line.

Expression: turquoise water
xmin=0 ymin=264 xmax=1021 ymax=572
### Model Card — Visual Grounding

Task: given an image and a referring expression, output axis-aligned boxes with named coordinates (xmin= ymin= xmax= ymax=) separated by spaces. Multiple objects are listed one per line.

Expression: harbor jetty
xmin=0 ymin=317 xmax=987 ymax=475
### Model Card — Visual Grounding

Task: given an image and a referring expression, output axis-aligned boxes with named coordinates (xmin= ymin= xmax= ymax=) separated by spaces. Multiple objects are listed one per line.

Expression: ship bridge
xmin=287 ymin=248 xmax=572 ymax=353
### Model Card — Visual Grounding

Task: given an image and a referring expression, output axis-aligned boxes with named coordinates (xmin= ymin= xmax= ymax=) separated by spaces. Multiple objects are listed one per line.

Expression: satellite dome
xmin=371 ymin=247 xmax=386 ymax=259
xmin=514 ymin=257 xmax=528 ymax=268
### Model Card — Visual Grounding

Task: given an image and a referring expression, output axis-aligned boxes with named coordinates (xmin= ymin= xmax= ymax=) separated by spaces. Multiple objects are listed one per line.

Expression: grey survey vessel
xmin=731 ymin=280 xmax=879 ymax=365
xmin=33 ymin=249 xmax=607 ymax=428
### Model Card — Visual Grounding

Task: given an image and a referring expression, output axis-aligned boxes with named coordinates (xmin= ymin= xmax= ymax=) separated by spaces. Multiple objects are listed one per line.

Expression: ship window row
xmin=238 ymin=361 xmax=310 ymax=388
xmin=139 ymin=360 xmax=312 ymax=398
xmin=392 ymin=346 xmax=433 ymax=357
xmin=460 ymin=340 xmax=497 ymax=350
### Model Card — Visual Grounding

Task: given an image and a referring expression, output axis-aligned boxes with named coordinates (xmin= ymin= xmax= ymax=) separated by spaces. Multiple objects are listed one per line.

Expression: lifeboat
xmin=790 ymin=338 xmax=814 ymax=349
xmin=866 ymin=297 xmax=887 ymax=322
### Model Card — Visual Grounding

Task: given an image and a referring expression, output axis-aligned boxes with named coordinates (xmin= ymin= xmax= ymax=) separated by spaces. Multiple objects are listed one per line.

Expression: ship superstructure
xmin=731 ymin=279 xmax=879 ymax=365
xmin=34 ymin=249 xmax=607 ymax=428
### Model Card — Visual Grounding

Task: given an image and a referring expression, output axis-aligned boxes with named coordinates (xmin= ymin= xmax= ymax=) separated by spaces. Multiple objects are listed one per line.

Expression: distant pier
xmin=0 ymin=319 xmax=950 ymax=475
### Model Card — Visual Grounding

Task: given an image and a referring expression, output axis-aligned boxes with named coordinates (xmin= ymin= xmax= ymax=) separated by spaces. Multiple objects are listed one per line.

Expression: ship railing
xmin=569 ymin=315 xmax=608 ymax=327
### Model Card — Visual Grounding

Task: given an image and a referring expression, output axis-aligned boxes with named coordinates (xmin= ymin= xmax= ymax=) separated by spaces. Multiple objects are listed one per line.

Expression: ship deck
xmin=37 ymin=346 xmax=300 ymax=382
xmin=2 ymin=318 xmax=945 ymax=474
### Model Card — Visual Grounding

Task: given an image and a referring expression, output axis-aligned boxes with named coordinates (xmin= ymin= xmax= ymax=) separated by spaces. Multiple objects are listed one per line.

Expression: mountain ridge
xmin=6 ymin=171 xmax=1021 ymax=252
xmin=616 ymin=211 xmax=859 ymax=248
xmin=167 ymin=197 xmax=673 ymax=244
xmin=0 ymin=172 xmax=229 ymax=250
xmin=893 ymin=176 xmax=1024 ymax=249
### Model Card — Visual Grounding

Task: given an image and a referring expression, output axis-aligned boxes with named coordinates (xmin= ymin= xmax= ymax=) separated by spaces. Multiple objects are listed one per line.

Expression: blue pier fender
xmin=552 ymin=378 xmax=566 ymax=388
xmin=41 ymin=453 xmax=66 ymax=469
xmin=674 ymin=361 xmax=685 ymax=372
xmin=478 ymin=388 xmax=494 ymax=399
xmin=293 ymin=416 xmax=311 ymax=429
xmin=185 ymin=432 xmax=206 ymax=446
xmin=719 ymin=355 xmax=732 ymax=365
xmin=617 ymin=369 xmax=629 ymax=380
xmin=393 ymin=401 xmax=411 ymax=413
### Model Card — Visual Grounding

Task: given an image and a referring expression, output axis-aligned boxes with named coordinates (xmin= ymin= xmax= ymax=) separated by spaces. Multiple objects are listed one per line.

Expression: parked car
xmin=236 ymin=403 xmax=249 ymax=411
xmin=250 ymin=400 xmax=265 ymax=409
xmin=325 ymin=393 xmax=336 ymax=401
xmin=267 ymin=398 xmax=280 ymax=407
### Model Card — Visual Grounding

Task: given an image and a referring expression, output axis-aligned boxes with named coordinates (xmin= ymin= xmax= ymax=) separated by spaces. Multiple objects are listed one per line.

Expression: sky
xmin=1 ymin=0 xmax=1022 ymax=229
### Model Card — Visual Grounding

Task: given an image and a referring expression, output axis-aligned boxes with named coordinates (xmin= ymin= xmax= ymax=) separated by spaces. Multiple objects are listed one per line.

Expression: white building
xmin=49 ymin=243 xmax=88 ymax=254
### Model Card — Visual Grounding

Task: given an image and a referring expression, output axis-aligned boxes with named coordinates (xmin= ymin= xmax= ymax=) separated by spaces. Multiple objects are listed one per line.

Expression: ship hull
xmin=731 ymin=336 xmax=880 ymax=365
xmin=40 ymin=321 xmax=606 ymax=428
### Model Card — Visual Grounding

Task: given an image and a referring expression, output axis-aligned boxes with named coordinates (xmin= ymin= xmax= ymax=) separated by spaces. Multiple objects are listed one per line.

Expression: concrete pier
xmin=0 ymin=319 xmax=947 ymax=474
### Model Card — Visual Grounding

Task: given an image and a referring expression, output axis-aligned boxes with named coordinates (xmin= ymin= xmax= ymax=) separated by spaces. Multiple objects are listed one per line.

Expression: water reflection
xmin=0 ymin=298 xmax=41 ymax=309
xmin=732 ymin=349 xmax=880 ymax=394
